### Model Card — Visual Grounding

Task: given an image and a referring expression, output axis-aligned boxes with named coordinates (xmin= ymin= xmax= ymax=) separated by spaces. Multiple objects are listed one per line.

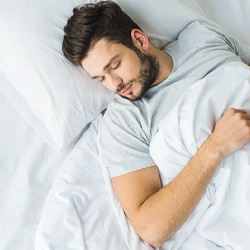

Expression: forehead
xmin=81 ymin=39 xmax=127 ymax=76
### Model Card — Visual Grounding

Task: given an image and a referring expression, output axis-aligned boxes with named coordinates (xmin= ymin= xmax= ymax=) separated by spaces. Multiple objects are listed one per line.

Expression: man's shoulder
xmin=105 ymin=95 xmax=146 ymax=115
xmin=105 ymin=96 xmax=132 ymax=114
xmin=103 ymin=95 xmax=144 ymax=125
xmin=172 ymin=19 xmax=227 ymax=51
xmin=100 ymin=95 xmax=151 ymax=152
xmin=180 ymin=19 xmax=223 ymax=39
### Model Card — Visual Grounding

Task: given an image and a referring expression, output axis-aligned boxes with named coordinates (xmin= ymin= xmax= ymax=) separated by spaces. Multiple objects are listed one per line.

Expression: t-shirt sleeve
xmin=99 ymin=103 xmax=155 ymax=178
xmin=229 ymin=37 xmax=250 ymax=65
xmin=199 ymin=20 xmax=250 ymax=65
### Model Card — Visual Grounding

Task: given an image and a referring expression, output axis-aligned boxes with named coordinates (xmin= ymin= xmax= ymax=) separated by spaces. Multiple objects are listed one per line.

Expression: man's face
xmin=81 ymin=39 xmax=159 ymax=100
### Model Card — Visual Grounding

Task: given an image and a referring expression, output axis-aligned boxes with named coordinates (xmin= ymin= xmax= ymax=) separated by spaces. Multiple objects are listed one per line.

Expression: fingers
xmin=243 ymin=114 xmax=250 ymax=120
xmin=226 ymin=108 xmax=250 ymax=121
xmin=234 ymin=108 xmax=247 ymax=114
xmin=213 ymin=107 xmax=250 ymax=156
xmin=230 ymin=109 xmax=250 ymax=123
xmin=227 ymin=108 xmax=247 ymax=115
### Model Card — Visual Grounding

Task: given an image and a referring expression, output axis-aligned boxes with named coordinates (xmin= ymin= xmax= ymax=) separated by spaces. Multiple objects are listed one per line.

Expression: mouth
xmin=119 ymin=83 xmax=133 ymax=96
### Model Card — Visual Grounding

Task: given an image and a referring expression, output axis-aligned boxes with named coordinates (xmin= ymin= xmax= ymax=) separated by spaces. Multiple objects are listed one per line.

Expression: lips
xmin=120 ymin=83 xmax=133 ymax=95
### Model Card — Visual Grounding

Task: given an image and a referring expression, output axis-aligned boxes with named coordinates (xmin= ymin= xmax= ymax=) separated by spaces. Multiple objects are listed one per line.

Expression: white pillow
xmin=195 ymin=0 xmax=250 ymax=46
xmin=114 ymin=0 xmax=205 ymax=49
xmin=0 ymin=0 xmax=204 ymax=151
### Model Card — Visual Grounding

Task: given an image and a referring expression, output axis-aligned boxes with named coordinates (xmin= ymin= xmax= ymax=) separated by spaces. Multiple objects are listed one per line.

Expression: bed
xmin=0 ymin=0 xmax=250 ymax=250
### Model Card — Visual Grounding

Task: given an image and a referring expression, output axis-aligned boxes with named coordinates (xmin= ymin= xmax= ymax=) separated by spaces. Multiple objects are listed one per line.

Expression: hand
xmin=209 ymin=108 xmax=250 ymax=157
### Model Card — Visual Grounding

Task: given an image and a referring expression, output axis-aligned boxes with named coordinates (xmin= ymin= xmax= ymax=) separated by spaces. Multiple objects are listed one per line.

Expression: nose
xmin=106 ymin=74 xmax=123 ymax=91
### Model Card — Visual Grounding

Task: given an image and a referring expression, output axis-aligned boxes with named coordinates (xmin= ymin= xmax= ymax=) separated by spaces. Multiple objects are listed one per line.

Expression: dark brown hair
xmin=62 ymin=1 xmax=142 ymax=66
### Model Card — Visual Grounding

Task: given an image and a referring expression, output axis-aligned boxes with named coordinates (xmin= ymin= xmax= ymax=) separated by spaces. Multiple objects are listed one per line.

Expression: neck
xmin=151 ymin=48 xmax=173 ymax=87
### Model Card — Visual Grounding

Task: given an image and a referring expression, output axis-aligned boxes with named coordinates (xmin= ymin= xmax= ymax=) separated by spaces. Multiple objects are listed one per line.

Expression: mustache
xmin=116 ymin=79 xmax=136 ymax=93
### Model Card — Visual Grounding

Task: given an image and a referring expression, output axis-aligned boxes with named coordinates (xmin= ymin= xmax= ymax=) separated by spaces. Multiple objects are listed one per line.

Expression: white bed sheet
xmin=0 ymin=90 xmax=72 ymax=250
xmin=35 ymin=115 xmax=132 ymax=250
xmin=1 ymin=1 xmax=250 ymax=250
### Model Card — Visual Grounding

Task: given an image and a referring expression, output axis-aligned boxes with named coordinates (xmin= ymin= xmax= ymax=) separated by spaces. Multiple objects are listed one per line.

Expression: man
xmin=62 ymin=1 xmax=250 ymax=247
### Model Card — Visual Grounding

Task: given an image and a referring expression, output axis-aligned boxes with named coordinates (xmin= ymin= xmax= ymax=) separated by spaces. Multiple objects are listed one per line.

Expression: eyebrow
xmin=91 ymin=55 xmax=120 ymax=79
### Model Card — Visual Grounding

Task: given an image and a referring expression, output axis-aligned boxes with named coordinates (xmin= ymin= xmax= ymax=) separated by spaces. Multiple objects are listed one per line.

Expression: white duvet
xmin=35 ymin=115 xmax=131 ymax=250
xmin=36 ymin=62 xmax=250 ymax=250
xmin=150 ymin=61 xmax=250 ymax=249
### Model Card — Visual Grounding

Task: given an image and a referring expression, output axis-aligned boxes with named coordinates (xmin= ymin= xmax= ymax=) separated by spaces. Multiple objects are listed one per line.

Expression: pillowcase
xmin=0 ymin=0 xmax=204 ymax=151
xmin=114 ymin=0 xmax=205 ymax=49
xmin=0 ymin=0 xmax=114 ymax=151
xmin=194 ymin=0 xmax=250 ymax=46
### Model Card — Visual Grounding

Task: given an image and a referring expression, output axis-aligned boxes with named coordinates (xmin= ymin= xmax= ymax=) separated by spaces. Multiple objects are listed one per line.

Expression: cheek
xmin=120 ymin=59 xmax=140 ymax=81
xmin=101 ymin=79 xmax=116 ymax=92
xmin=101 ymin=81 xmax=110 ymax=90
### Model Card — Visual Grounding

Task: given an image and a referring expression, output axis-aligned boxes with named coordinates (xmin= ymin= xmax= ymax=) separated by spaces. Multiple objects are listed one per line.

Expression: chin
xmin=120 ymin=86 xmax=147 ymax=101
xmin=128 ymin=93 xmax=143 ymax=101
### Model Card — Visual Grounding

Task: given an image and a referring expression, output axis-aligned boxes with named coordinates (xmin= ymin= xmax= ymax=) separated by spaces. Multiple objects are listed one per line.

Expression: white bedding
xmin=150 ymin=62 xmax=250 ymax=249
xmin=102 ymin=62 xmax=250 ymax=250
xmin=1 ymin=1 xmax=250 ymax=250
xmin=35 ymin=115 xmax=130 ymax=250
xmin=35 ymin=114 xmax=154 ymax=250
xmin=0 ymin=91 xmax=72 ymax=250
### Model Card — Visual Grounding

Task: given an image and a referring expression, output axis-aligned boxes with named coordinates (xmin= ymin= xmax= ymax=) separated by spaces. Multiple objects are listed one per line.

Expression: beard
xmin=117 ymin=47 xmax=160 ymax=101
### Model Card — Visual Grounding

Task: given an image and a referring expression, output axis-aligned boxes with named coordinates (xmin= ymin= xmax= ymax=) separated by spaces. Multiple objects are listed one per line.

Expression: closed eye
xmin=99 ymin=76 xmax=105 ymax=82
xmin=92 ymin=59 xmax=120 ymax=82
xmin=112 ymin=60 xmax=121 ymax=70
xmin=93 ymin=76 xmax=105 ymax=82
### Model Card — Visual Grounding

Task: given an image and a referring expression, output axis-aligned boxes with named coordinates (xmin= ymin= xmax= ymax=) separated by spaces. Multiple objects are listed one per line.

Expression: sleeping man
xmin=62 ymin=1 xmax=250 ymax=248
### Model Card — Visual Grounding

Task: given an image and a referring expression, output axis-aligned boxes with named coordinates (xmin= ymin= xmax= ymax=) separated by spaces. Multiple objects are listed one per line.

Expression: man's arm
xmin=112 ymin=108 xmax=250 ymax=248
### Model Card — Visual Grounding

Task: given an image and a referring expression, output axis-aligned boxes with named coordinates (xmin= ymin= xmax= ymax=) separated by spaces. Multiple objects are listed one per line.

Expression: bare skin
xmin=82 ymin=29 xmax=250 ymax=247
xmin=82 ymin=29 xmax=173 ymax=100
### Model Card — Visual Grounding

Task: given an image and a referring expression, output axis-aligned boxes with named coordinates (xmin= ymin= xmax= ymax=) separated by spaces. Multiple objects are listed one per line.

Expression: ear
xmin=131 ymin=29 xmax=150 ymax=51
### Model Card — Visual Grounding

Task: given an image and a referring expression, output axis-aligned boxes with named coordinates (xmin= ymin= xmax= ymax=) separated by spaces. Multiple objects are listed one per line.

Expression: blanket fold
xmin=150 ymin=62 xmax=250 ymax=249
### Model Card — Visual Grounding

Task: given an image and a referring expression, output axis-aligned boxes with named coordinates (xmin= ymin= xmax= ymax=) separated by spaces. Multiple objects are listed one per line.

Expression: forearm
xmin=133 ymin=108 xmax=250 ymax=247
xmin=133 ymin=137 xmax=223 ymax=247
xmin=112 ymin=108 xmax=250 ymax=248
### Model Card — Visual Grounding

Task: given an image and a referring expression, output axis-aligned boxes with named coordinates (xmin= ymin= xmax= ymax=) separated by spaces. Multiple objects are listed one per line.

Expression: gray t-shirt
xmin=99 ymin=20 xmax=250 ymax=177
